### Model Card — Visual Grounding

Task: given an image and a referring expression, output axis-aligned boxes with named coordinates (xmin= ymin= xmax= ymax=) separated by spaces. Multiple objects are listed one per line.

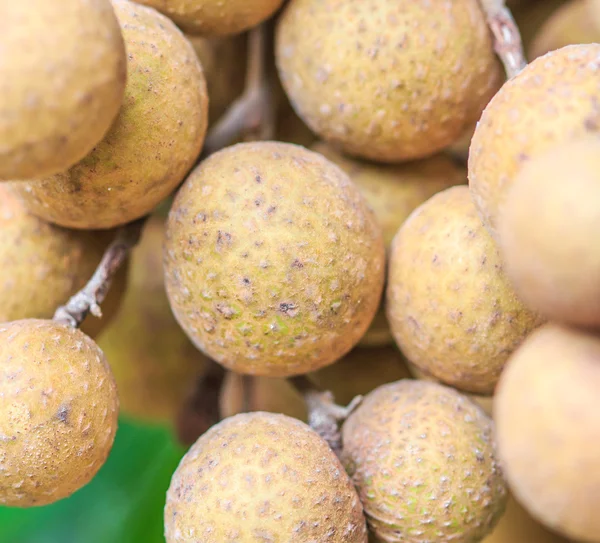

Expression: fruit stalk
xmin=479 ymin=0 xmax=527 ymax=77
xmin=53 ymin=218 xmax=146 ymax=328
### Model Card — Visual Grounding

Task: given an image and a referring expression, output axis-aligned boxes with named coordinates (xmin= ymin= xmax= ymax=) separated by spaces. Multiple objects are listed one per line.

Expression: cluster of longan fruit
xmin=1 ymin=0 xmax=599 ymax=542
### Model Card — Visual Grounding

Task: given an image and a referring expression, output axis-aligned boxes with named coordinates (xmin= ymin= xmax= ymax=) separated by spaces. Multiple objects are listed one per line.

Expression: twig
xmin=53 ymin=218 xmax=146 ymax=329
xmin=479 ymin=0 xmax=527 ymax=79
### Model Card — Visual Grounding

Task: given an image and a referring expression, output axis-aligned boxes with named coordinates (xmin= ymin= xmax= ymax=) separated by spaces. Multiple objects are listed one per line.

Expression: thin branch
xmin=479 ymin=0 xmax=527 ymax=79
xmin=53 ymin=218 xmax=146 ymax=329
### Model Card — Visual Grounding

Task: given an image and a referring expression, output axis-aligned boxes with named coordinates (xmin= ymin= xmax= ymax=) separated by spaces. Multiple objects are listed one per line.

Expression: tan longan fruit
xmin=387 ymin=186 xmax=544 ymax=395
xmin=0 ymin=0 xmax=126 ymax=180
xmin=498 ymin=138 xmax=600 ymax=328
xmin=495 ymin=324 xmax=600 ymax=542
xmin=275 ymin=0 xmax=503 ymax=163
xmin=342 ymin=380 xmax=507 ymax=543
xmin=0 ymin=187 xmax=127 ymax=339
xmin=164 ymin=141 xmax=385 ymax=377
xmin=8 ymin=0 xmax=208 ymax=230
xmin=469 ymin=43 xmax=600 ymax=240
xmin=0 ymin=319 xmax=119 ymax=507
xmin=136 ymin=0 xmax=284 ymax=36
xmin=98 ymin=215 xmax=209 ymax=424
xmin=165 ymin=412 xmax=368 ymax=543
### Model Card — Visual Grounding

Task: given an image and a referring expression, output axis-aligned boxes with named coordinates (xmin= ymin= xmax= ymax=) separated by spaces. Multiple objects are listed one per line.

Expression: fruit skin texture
xmin=98 ymin=215 xmax=209 ymax=424
xmin=0 ymin=319 xmax=119 ymax=507
xmin=164 ymin=141 xmax=385 ymax=377
xmin=498 ymin=138 xmax=600 ymax=329
xmin=386 ymin=186 xmax=544 ymax=395
xmin=275 ymin=0 xmax=503 ymax=163
xmin=135 ymin=0 xmax=284 ymax=36
xmin=0 ymin=0 xmax=126 ymax=180
xmin=164 ymin=412 xmax=368 ymax=543
xmin=8 ymin=0 xmax=208 ymax=230
xmin=469 ymin=43 xmax=600 ymax=240
xmin=494 ymin=324 xmax=600 ymax=542
xmin=342 ymin=380 xmax=507 ymax=543
xmin=0 ymin=187 xmax=127 ymax=339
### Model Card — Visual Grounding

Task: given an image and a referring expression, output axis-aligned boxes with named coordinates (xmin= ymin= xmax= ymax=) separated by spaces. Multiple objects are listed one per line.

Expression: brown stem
xmin=478 ymin=0 xmax=527 ymax=79
xmin=53 ymin=218 xmax=146 ymax=329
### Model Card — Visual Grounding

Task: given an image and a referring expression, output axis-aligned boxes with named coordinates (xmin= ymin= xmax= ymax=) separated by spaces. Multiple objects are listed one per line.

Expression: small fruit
xmin=165 ymin=412 xmax=368 ymax=543
xmin=0 ymin=319 xmax=119 ymax=507
xmin=98 ymin=215 xmax=209 ymax=424
xmin=9 ymin=0 xmax=208 ymax=229
xmin=386 ymin=186 xmax=544 ymax=395
xmin=0 ymin=186 xmax=127 ymax=339
xmin=495 ymin=324 xmax=600 ymax=542
xmin=135 ymin=0 xmax=284 ymax=36
xmin=498 ymin=138 xmax=600 ymax=328
xmin=0 ymin=0 xmax=126 ymax=180
xmin=342 ymin=379 xmax=507 ymax=543
xmin=164 ymin=141 xmax=385 ymax=377
xmin=469 ymin=43 xmax=600 ymax=240
xmin=276 ymin=0 xmax=503 ymax=163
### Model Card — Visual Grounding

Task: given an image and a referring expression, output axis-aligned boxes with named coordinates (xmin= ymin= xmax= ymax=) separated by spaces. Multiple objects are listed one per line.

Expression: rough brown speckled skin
xmin=165 ymin=412 xmax=368 ymax=543
xmin=469 ymin=44 xmax=600 ymax=240
xmin=164 ymin=141 xmax=385 ymax=377
xmin=136 ymin=0 xmax=284 ymax=36
xmin=0 ymin=320 xmax=119 ymax=507
xmin=0 ymin=187 xmax=127 ymax=339
xmin=275 ymin=0 xmax=503 ymax=163
xmin=495 ymin=325 xmax=600 ymax=542
xmin=8 ymin=0 xmax=208 ymax=230
xmin=0 ymin=0 xmax=126 ymax=180
xmin=342 ymin=380 xmax=507 ymax=543
xmin=386 ymin=186 xmax=544 ymax=396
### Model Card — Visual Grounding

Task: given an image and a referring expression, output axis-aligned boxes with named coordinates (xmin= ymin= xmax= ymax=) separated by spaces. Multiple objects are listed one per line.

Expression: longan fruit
xmin=8 ymin=0 xmax=208 ymax=230
xmin=0 ymin=320 xmax=119 ymax=507
xmin=275 ymin=0 xmax=503 ymax=163
xmin=469 ymin=43 xmax=600 ymax=240
xmin=386 ymin=186 xmax=544 ymax=395
xmin=0 ymin=0 xmax=126 ymax=180
xmin=495 ymin=324 xmax=600 ymax=542
xmin=164 ymin=141 xmax=385 ymax=377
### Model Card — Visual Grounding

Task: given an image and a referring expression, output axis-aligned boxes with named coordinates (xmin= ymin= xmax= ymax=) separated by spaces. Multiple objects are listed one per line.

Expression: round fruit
xmin=469 ymin=43 xmax=600 ymax=240
xmin=498 ymin=138 xmax=600 ymax=328
xmin=165 ymin=412 xmax=368 ymax=543
xmin=0 ymin=319 xmax=119 ymax=507
xmin=275 ymin=0 xmax=503 ymax=163
xmin=387 ymin=185 xmax=544 ymax=395
xmin=0 ymin=186 xmax=127 ymax=339
xmin=98 ymin=215 xmax=209 ymax=424
xmin=9 ymin=0 xmax=208 ymax=230
xmin=495 ymin=324 xmax=600 ymax=542
xmin=0 ymin=0 xmax=126 ymax=180
xmin=135 ymin=0 xmax=284 ymax=36
xmin=342 ymin=379 xmax=507 ymax=543
xmin=164 ymin=141 xmax=385 ymax=377
xmin=219 ymin=373 xmax=307 ymax=421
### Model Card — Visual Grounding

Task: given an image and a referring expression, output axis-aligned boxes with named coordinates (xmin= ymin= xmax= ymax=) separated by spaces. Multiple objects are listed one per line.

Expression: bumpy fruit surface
xmin=498 ymin=138 xmax=600 ymax=328
xmin=9 ymin=0 xmax=208 ymax=229
xmin=387 ymin=186 xmax=543 ymax=395
xmin=98 ymin=215 xmax=209 ymax=424
xmin=495 ymin=324 xmax=600 ymax=543
xmin=469 ymin=43 xmax=600 ymax=239
xmin=0 ymin=320 xmax=118 ymax=507
xmin=342 ymin=380 xmax=507 ymax=543
xmin=276 ymin=0 xmax=502 ymax=163
xmin=165 ymin=412 xmax=368 ymax=543
xmin=0 ymin=187 xmax=127 ymax=339
xmin=135 ymin=0 xmax=284 ymax=36
xmin=0 ymin=0 xmax=126 ymax=180
xmin=164 ymin=141 xmax=385 ymax=377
